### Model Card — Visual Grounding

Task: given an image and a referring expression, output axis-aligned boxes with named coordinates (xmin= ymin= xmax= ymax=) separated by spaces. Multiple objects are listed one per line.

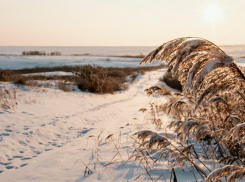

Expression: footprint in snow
xmin=5 ymin=129 xmax=13 ymax=132
xmin=77 ymin=128 xmax=93 ymax=137
xmin=21 ymin=157 xmax=32 ymax=161
xmin=20 ymin=163 xmax=28 ymax=167
xmin=22 ymin=112 xmax=33 ymax=116
xmin=34 ymin=151 xmax=42 ymax=155
xmin=0 ymin=162 xmax=12 ymax=166
xmin=13 ymin=156 xmax=23 ymax=159
xmin=18 ymin=140 xmax=27 ymax=146
xmin=5 ymin=166 xmax=15 ymax=170
xmin=1 ymin=133 xmax=10 ymax=136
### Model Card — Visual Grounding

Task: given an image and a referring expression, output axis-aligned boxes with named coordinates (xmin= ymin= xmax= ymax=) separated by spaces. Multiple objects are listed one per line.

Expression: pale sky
xmin=1 ymin=0 xmax=245 ymax=46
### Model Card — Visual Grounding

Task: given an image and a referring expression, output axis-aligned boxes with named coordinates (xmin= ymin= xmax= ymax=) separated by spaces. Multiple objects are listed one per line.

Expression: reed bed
xmin=136 ymin=37 xmax=245 ymax=181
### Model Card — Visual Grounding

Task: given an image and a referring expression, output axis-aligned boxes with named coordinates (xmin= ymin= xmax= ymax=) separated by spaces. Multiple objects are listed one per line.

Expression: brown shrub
xmin=160 ymin=68 xmax=182 ymax=91
xmin=74 ymin=65 xmax=126 ymax=94
xmin=0 ymin=69 xmax=16 ymax=81
xmin=14 ymin=76 xmax=28 ymax=85
xmin=107 ymin=70 xmax=127 ymax=81
xmin=57 ymin=81 xmax=74 ymax=92
xmin=9 ymin=65 xmax=164 ymax=93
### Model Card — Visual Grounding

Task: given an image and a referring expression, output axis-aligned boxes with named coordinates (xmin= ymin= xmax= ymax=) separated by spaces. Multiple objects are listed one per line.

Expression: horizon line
xmin=1 ymin=44 xmax=245 ymax=47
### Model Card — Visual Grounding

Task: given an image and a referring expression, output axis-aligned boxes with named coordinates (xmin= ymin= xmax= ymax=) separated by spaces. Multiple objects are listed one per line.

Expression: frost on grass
xmin=138 ymin=37 xmax=245 ymax=181
xmin=139 ymin=37 xmax=245 ymax=108
xmin=205 ymin=165 xmax=245 ymax=182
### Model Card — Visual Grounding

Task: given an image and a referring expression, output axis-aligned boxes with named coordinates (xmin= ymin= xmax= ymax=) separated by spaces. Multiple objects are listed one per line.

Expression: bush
xmin=0 ymin=69 xmax=16 ymax=81
xmin=74 ymin=65 xmax=125 ymax=94
xmin=22 ymin=51 xmax=61 ymax=56
xmin=22 ymin=51 xmax=46 ymax=56
xmin=49 ymin=52 xmax=61 ymax=56
xmin=160 ymin=68 xmax=182 ymax=91
xmin=10 ymin=65 xmax=164 ymax=93
xmin=107 ymin=70 xmax=127 ymax=80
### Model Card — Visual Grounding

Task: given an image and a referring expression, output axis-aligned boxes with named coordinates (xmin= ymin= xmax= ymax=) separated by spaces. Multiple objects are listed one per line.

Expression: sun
xmin=203 ymin=5 xmax=222 ymax=24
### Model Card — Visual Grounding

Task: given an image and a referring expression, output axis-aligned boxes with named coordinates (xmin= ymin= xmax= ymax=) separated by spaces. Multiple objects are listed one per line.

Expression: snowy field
xmin=0 ymin=69 xmax=187 ymax=182
xmin=1 ymin=45 xmax=245 ymax=181
xmin=0 ymin=55 xmax=148 ymax=70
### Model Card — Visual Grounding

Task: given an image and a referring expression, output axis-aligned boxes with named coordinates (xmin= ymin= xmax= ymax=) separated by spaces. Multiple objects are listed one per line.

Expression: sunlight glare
xmin=203 ymin=5 xmax=222 ymax=24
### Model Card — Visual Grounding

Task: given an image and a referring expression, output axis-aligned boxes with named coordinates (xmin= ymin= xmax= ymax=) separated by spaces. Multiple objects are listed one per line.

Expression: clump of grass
xmin=0 ymin=87 xmax=17 ymax=109
xmin=0 ymin=69 xmax=28 ymax=85
xmin=0 ymin=69 xmax=16 ymax=82
xmin=57 ymin=81 xmax=75 ymax=92
xmin=14 ymin=76 xmax=28 ymax=85
xmin=145 ymin=85 xmax=172 ymax=96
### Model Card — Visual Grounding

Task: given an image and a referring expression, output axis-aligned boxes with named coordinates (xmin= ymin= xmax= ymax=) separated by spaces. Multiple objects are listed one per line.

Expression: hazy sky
xmin=1 ymin=0 xmax=245 ymax=46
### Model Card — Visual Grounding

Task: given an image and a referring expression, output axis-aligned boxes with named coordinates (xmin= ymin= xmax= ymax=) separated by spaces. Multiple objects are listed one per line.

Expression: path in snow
xmin=0 ymin=69 xmax=167 ymax=182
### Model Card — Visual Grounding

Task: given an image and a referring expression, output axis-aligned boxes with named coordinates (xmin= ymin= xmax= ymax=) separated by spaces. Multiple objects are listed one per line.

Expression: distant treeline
xmin=22 ymin=51 xmax=61 ymax=56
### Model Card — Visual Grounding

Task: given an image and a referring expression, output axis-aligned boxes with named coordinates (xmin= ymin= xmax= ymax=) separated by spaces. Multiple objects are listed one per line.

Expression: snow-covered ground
xmin=1 ymin=45 xmax=245 ymax=181
xmin=234 ymin=58 xmax=245 ymax=67
xmin=0 ymin=68 xmax=190 ymax=182
xmin=0 ymin=55 xmax=162 ymax=70
xmin=0 ymin=55 xmax=244 ymax=70
xmin=24 ymin=71 xmax=74 ymax=76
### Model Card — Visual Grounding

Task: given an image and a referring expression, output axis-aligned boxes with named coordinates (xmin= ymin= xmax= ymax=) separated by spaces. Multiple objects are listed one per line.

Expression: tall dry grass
xmin=0 ymin=87 xmax=17 ymax=109
xmin=4 ymin=65 xmax=164 ymax=94
xmin=136 ymin=37 xmax=245 ymax=181
xmin=73 ymin=65 xmax=128 ymax=93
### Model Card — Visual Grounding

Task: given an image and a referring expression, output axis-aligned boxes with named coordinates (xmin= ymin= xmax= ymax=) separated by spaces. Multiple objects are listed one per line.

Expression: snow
xmin=0 ymin=55 xmax=161 ymax=70
xmin=1 ymin=45 xmax=245 ymax=181
xmin=24 ymin=71 xmax=74 ymax=76
xmin=125 ymin=73 xmax=142 ymax=82
xmin=1 ymin=68 xmax=196 ymax=182
xmin=235 ymin=58 xmax=245 ymax=67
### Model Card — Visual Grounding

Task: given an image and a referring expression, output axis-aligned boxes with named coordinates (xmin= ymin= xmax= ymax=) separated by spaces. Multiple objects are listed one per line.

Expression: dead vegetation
xmin=73 ymin=65 xmax=128 ymax=94
xmin=0 ymin=65 xmax=164 ymax=110
xmin=22 ymin=51 xmax=61 ymax=56
xmin=0 ymin=87 xmax=17 ymax=109
xmin=0 ymin=65 xmax=164 ymax=94
xmin=134 ymin=37 xmax=245 ymax=181
xmin=13 ymin=65 xmax=164 ymax=75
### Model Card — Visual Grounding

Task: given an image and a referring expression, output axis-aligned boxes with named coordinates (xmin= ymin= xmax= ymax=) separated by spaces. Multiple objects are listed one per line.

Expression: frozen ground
xmin=0 ymin=68 xmax=194 ymax=182
xmin=24 ymin=71 xmax=74 ymax=76
xmin=0 ymin=55 xmax=244 ymax=70
xmin=0 ymin=56 xmax=244 ymax=182
xmin=0 ymin=55 xmax=161 ymax=70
